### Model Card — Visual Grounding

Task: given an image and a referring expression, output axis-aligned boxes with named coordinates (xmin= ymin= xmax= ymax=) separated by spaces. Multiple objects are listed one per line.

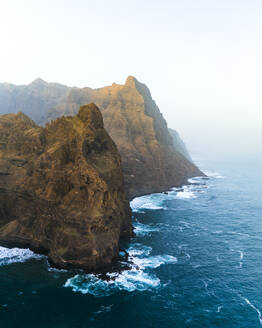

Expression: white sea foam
xmin=126 ymin=243 xmax=152 ymax=257
xmin=242 ymin=297 xmax=262 ymax=325
xmin=176 ymin=187 xmax=196 ymax=199
xmin=47 ymin=265 xmax=67 ymax=273
xmin=133 ymin=221 xmax=159 ymax=236
xmin=131 ymin=255 xmax=177 ymax=269
xmin=238 ymin=251 xmax=244 ymax=260
xmin=130 ymin=194 xmax=166 ymax=212
xmin=130 ymin=177 xmax=209 ymax=211
xmin=216 ymin=305 xmax=223 ymax=313
xmin=204 ymin=171 xmax=225 ymax=179
xmin=188 ymin=177 xmax=206 ymax=184
xmin=0 ymin=246 xmax=43 ymax=266
xmin=64 ymin=242 xmax=177 ymax=296
xmin=64 ymin=269 xmax=161 ymax=297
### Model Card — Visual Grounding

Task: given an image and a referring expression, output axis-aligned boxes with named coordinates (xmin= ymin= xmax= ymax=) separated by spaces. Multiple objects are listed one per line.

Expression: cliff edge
xmin=48 ymin=76 xmax=204 ymax=198
xmin=0 ymin=76 xmax=204 ymax=199
xmin=0 ymin=104 xmax=132 ymax=271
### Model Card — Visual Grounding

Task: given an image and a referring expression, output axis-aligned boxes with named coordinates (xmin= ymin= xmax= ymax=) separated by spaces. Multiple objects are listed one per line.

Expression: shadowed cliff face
xmin=0 ymin=104 xmax=132 ymax=271
xmin=48 ymin=76 xmax=204 ymax=198
xmin=0 ymin=76 xmax=204 ymax=199
xmin=168 ymin=128 xmax=193 ymax=163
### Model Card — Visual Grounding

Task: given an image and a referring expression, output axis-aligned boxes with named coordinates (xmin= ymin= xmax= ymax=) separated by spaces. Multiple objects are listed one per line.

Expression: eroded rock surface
xmin=0 ymin=104 xmax=132 ymax=271
xmin=0 ymin=76 xmax=204 ymax=198
xmin=48 ymin=76 xmax=204 ymax=198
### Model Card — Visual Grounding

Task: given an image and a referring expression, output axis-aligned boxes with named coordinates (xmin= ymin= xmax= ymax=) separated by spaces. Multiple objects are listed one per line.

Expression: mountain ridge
xmin=0 ymin=76 xmax=204 ymax=198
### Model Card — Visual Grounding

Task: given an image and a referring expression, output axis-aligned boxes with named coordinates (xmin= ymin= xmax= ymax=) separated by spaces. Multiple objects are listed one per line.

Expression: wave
xmin=176 ymin=186 xmax=196 ymax=199
xmin=242 ymin=297 xmax=262 ymax=325
xmin=130 ymin=175 xmax=210 ymax=212
xmin=64 ymin=269 xmax=161 ymax=297
xmin=204 ymin=171 xmax=225 ymax=179
xmin=64 ymin=243 xmax=177 ymax=297
xmin=216 ymin=305 xmax=223 ymax=313
xmin=0 ymin=246 xmax=43 ymax=266
xmin=130 ymin=194 xmax=166 ymax=212
xmin=133 ymin=221 xmax=159 ymax=236
xmin=131 ymin=255 xmax=177 ymax=270
xmin=126 ymin=243 xmax=152 ymax=257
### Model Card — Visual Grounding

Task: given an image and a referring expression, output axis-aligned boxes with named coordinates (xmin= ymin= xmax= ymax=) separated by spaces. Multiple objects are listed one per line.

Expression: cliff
xmin=0 ymin=76 xmax=204 ymax=198
xmin=168 ymin=128 xmax=193 ymax=162
xmin=0 ymin=104 xmax=132 ymax=271
xmin=48 ymin=76 xmax=204 ymax=198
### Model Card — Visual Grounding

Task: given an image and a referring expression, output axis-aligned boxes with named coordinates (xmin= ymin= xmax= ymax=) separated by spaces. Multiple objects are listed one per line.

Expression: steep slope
xmin=0 ymin=76 xmax=204 ymax=198
xmin=48 ymin=76 xmax=204 ymax=198
xmin=168 ymin=128 xmax=193 ymax=162
xmin=0 ymin=78 xmax=71 ymax=124
xmin=0 ymin=104 xmax=132 ymax=271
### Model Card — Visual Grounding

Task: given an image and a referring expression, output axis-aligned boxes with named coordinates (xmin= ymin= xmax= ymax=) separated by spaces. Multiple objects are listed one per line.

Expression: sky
xmin=0 ymin=0 xmax=261 ymax=160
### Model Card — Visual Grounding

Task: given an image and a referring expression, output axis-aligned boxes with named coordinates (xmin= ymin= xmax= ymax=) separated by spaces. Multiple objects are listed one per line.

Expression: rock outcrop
xmin=0 ymin=104 xmax=132 ymax=271
xmin=0 ymin=76 xmax=204 ymax=199
xmin=48 ymin=76 xmax=204 ymax=198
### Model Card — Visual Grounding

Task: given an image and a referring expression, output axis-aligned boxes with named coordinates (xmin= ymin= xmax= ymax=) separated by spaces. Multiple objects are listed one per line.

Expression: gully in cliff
xmin=0 ymin=103 xmax=132 ymax=271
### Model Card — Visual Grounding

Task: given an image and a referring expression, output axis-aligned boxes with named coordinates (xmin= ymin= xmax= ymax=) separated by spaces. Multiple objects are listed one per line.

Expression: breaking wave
xmin=0 ymin=246 xmax=43 ymax=266
xmin=130 ymin=194 xmax=167 ymax=212
xmin=64 ymin=242 xmax=177 ymax=297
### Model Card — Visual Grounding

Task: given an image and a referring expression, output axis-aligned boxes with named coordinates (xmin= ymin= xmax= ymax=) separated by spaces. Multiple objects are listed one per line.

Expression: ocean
xmin=0 ymin=157 xmax=262 ymax=328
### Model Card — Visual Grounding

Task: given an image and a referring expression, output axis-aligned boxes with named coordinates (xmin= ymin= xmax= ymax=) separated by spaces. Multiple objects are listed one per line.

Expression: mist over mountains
xmin=0 ymin=76 xmax=203 ymax=199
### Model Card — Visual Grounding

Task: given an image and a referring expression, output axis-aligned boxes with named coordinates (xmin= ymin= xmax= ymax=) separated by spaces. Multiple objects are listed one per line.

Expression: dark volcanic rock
xmin=0 ymin=104 xmax=132 ymax=271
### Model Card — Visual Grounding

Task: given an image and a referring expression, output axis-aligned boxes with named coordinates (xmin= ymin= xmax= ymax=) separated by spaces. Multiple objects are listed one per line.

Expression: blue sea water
xmin=0 ymin=158 xmax=262 ymax=327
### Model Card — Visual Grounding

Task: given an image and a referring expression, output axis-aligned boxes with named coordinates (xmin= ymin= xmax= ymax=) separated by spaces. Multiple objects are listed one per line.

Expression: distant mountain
xmin=0 ymin=76 xmax=204 ymax=198
xmin=0 ymin=78 xmax=71 ymax=124
xmin=168 ymin=128 xmax=193 ymax=162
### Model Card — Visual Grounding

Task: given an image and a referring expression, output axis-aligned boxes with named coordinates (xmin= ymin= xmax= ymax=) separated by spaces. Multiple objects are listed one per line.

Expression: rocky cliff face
xmin=0 ymin=76 xmax=204 ymax=198
xmin=0 ymin=104 xmax=132 ymax=271
xmin=168 ymin=128 xmax=193 ymax=162
xmin=48 ymin=76 xmax=204 ymax=198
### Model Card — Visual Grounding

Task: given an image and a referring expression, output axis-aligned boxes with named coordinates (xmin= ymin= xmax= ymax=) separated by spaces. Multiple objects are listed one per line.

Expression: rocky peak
xmin=0 ymin=105 xmax=132 ymax=271
xmin=30 ymin=77 xmax=48 ymax=86
xmin=124 ymin=75 xmax=137 ymax=88
xmin=77 ymin=103 xmax=104 ymax=129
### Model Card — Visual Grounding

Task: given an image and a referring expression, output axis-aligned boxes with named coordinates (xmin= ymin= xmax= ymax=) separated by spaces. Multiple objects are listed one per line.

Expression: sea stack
xmin=0 ymin=104 xmax=132 ymax=271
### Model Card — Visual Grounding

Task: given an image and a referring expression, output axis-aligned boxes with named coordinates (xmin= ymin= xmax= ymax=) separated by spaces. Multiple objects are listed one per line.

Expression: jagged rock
xmin=48 ymin=76 xmax=204 ymax=198
xmin=0 ymin=76 xmax=204 ymax=198
xmin=0 ymin=104 xmax=132 ymax=271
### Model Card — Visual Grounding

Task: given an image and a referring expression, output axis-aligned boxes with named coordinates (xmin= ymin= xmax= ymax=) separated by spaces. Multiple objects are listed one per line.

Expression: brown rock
xmin=0 ymin=76 xmax=204 ymax=199
xmin=0 ymin=104 xmax=132 ymax=271
xmin=48 ymin=76 xmax=204 ymax=198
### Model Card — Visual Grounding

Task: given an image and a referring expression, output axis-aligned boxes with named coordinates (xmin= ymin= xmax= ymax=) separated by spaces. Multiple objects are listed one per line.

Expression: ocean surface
xmin=0 ymin=157 xmax=262 ymax=328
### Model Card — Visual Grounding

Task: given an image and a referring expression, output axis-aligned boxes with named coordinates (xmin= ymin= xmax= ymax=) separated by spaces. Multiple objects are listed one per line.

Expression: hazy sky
xmin=0 ymin=0 xmax=261 ymax=159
